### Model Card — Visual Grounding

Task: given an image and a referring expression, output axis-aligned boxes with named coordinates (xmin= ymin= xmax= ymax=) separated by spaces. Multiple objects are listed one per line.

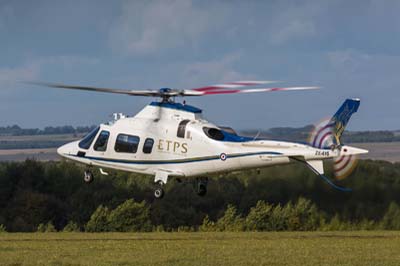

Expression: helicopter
xmin=30 ymin=81 xmax=368 ymax=199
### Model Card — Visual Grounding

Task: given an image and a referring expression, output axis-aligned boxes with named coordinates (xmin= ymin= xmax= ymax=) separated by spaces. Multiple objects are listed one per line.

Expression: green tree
xmin=269 ymin=204 xmax=289 ymax=231
xmin=107 ymin=199 xmax=152 ymax=232
xmin=37 ymin=221 xmax=56 ymax=232
xmin=199 ymin=215 xmax=217 ymax=232
xmin=380 ymin=202 xmax=400 ymax=230
xmin=0 ymin=224 xmax=6 ymax=233
xmin=85 ymin=205 xmax=111 ymax=232
xmin=63 ymin=221 xmax=80 ymax=232
xmin=321 ymin=214 xmax=354 ymax=231
xmin=216 ymin=204 xmax=244 ymax=231
xmin=245 ymin=201 xmax=274 ymax=231
xmin=286 ymin=198 xmax=322 ymax=231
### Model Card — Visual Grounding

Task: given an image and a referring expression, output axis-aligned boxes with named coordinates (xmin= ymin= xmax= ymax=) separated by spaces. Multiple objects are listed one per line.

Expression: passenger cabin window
xmin=177 ymin=120 xmax=190 ymax=138
xmin=93 ymin=131 xmax=110 ymax=151
xmin=115 ymin=134 xmax=140 ymax=153
xmin=203 ymin=127 xmax=224 ymax=141
xmin=143 ymin=138 xmax=154 ymax=154
xmin=79 ymin=126 xmax=100 ymax=149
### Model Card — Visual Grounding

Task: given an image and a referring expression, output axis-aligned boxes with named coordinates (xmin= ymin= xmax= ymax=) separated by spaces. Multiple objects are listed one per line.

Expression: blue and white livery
xmin=31 ymin=81 xmax=368 ymax=198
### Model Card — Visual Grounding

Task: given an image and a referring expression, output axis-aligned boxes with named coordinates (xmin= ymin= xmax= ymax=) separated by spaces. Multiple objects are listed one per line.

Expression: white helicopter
xmin=31 ymin=81 xmax=368 ymax=198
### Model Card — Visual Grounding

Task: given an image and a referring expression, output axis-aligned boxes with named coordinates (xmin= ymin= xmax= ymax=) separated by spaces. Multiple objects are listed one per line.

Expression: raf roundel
xmin=220 ymin=153 xmax=227 ymax=161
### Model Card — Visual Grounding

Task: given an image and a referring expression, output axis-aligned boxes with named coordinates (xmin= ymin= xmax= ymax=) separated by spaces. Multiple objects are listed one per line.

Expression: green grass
xmin=1 ymin=231 xmax=400 ymax=266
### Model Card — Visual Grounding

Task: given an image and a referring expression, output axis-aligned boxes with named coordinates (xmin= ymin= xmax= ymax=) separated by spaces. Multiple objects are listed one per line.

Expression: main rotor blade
xmin=191 ymin=86 xmax=320 ymax=95
xmin=192 ymin=80 xmax=279 ymax=92
xmin=26 ymin=82 xmax=160 ymax=97
xmin=26 ymin=81 xmax=319 ymax=98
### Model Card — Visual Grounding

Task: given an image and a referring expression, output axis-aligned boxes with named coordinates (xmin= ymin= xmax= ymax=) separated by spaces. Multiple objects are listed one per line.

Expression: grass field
xmin=1 ymin=231 xmax=400 ymax=266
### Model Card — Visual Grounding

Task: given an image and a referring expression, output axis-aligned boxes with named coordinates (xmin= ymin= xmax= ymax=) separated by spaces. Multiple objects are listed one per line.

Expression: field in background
xmin=0 ymin=133 xmax=82 ymax=150
xmin=0 ymin=148 xmax=58 ymax=161
xmin=0 ymin=232 xmax=400 ymax=266
xmin=357 ymin=142 xmax=400 ymax=163
xmin=0 ymin=134 xmax=81 ymax=142
xmin=0 ymin=142 xmax=399 ymax=162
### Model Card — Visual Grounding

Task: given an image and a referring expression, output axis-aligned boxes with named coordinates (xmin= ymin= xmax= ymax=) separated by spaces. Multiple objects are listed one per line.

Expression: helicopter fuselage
xmin=57 ymin=102 xmax=366 ymax=180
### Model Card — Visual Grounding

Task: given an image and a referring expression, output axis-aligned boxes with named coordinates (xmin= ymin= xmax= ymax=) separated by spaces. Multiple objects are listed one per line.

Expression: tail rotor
xmin=309 ymin=98 xmax=363 ymax=181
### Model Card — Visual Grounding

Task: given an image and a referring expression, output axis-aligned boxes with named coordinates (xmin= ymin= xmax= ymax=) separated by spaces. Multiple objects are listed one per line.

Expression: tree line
xmin=0 ymin=125 xmax=96 ymax=136
xmin=2 ymin=124 xmax=400 ymax=143
xmin=1 ymin=159 xmax=400 ymax=232
xmin=238 ymin=126 xmax=400 ymax=143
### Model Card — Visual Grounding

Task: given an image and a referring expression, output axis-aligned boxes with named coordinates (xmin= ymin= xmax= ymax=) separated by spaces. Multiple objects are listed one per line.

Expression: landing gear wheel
xmin=197 ymin=183 xmax=207 ymax=196
xmin=195 ymin=177 xmax=208 ymax=197
xmin=84 ymin=170 xmax=94 ymax=184
xmin=154 ymin=186 xmax=164 ymax=199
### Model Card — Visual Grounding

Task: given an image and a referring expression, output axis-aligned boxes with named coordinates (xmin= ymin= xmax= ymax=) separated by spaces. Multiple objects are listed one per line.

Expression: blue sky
xmin=0 ymin=0 xmax=399 ymax=130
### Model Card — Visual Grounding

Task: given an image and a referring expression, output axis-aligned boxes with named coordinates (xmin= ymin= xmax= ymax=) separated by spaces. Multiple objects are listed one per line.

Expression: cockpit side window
xmin=177 ymin=120 xmax=190 ymax=138
xmin=143 ymin=138 xmax=154 ymax=154
xmin=115 ymin=134 xmax=140 ymax=153
xmin=93 ymin=131 xmax=110 ymax=152
xmin=78 ymin=126 xmax=100 ymax=150
xmin=203 ymin=127 xmax=224 ymax=141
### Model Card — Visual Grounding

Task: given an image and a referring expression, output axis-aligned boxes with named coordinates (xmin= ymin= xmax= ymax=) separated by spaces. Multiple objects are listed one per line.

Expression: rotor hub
xmin=159 ymin=88 xmax=172 ymax=93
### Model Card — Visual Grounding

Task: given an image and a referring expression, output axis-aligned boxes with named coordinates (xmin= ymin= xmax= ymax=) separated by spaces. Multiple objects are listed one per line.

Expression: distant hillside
xmin=0 ymin=125 xmax=95 ymax=150
xmin=241 ymin=125 xmax=400 ymax=144
xmin=0 ymin=125 xmax=96 ymax=136
xmin=0 ymin=124 xmax=399 ymax=150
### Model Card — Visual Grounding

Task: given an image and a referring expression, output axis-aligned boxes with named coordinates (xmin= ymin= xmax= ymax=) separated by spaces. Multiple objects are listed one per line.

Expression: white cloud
xmin=265 ymin=2 xmax=322 ymax=45
xmin=107 ymin=1 xmax=326 ymax=56
xmin=0 ymin=56 xmax=99 ymax=95
xmin=108 ymin=0 xmax=223 ymax=56
xmin=326 ymin=49 xmax=400 ymax=86
xmin=179 ymin=53 xmax=252 ymax=87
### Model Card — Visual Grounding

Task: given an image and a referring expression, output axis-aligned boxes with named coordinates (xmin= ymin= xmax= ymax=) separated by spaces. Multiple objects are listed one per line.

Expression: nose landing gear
xmin=153 ymin=171 xmax=169 ymax=199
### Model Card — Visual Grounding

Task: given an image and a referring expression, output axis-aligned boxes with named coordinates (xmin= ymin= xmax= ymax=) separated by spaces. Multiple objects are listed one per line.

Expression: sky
xmin=0 ymin=0 xmax=399 ymax=131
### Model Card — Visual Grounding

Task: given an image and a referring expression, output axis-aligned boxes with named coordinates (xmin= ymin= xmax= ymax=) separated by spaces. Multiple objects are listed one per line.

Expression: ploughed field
xmin=1 ymin=231 xmax=400 ymax=266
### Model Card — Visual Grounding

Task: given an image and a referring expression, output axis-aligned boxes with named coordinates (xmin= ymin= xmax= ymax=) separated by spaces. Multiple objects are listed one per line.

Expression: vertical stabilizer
xmin=310 ymin=98 xmax=360 ymax=148
xmin=330 ymin=98 xmax=360 ymax=146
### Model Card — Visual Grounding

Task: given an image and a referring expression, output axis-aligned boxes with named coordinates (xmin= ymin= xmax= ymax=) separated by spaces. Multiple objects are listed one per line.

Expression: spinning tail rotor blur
xmin=309 ymin=99 xmax=362 ymax=180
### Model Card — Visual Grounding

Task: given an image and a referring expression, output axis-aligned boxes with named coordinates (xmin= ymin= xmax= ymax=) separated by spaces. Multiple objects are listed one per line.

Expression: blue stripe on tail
xmin=331 ymin=98 xmax=360 ymax=145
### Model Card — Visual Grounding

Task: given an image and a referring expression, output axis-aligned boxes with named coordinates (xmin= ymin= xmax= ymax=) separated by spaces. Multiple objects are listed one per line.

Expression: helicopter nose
xmin=57 ymin=141 xmax=78 ymax=157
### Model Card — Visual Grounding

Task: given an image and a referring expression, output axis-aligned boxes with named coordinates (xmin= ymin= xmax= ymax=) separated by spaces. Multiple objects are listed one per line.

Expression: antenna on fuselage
xmin=253 ymin=131 xmax=261 ymax=140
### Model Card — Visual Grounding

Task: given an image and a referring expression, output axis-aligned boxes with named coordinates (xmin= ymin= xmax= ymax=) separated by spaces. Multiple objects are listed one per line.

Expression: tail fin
xmin=330 ymin=98 xmax=360 ymax=146
xmin=310 ymin=98 xmax=360 ymax=148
